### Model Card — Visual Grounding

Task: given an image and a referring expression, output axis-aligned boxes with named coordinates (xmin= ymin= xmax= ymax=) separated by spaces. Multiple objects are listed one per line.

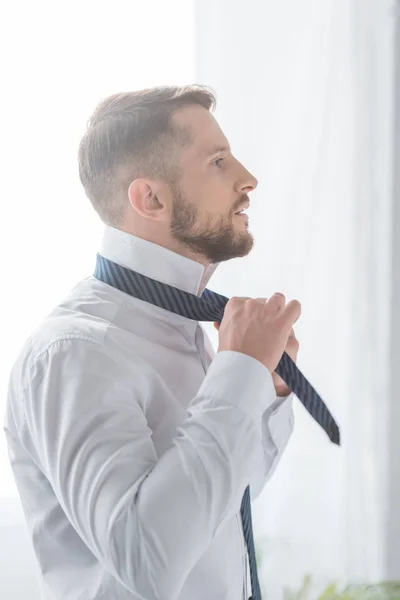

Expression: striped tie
xmin=93 ymin=253 xmax=341 ymax=600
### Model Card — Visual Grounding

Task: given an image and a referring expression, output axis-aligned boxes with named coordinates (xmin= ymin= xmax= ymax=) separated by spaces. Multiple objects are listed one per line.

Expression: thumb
xmin=214 ymin=322 xmax=220 ymax=331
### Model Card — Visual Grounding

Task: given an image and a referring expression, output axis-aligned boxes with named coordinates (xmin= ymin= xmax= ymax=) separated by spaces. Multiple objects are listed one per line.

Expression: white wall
xmin=195 ymin=0 xmax=396 ymax=596
xmin=0 ymin=1 xmax=195 ymax=598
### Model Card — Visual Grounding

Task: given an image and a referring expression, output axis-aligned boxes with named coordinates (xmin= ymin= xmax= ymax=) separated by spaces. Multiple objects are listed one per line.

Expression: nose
xmin=236 ymin=163 xmax=258 ymax=194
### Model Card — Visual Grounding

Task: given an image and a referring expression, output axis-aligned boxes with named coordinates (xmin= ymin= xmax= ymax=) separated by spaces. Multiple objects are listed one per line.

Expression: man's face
xmin=168 ymin=105 xmax=258 ymax=264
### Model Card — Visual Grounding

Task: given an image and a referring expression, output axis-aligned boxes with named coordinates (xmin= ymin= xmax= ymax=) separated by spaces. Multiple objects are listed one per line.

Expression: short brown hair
xmin=78 ymin=85 xmax=216 ymax=226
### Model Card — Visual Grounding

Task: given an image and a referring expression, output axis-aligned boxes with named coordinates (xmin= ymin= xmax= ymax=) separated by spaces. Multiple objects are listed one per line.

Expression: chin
xmin=232 ymin=234 xmax=254 ymax=259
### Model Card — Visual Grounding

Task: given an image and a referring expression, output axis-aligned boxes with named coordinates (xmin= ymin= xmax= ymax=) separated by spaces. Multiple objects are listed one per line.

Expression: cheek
xmin=207 ymin=198 xmax=235 ymax=220
xmin=180 ymin=170 xmax=234 ymax=216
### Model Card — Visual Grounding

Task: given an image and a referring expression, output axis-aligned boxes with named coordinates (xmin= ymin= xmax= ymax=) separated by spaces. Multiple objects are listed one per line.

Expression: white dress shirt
xmin=4 ymin=225 xmax=294 ymax=600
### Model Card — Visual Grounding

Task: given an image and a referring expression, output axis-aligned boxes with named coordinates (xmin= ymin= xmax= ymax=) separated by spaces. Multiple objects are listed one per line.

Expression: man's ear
xmin=128 ymin=178 xmax=168 ymax=221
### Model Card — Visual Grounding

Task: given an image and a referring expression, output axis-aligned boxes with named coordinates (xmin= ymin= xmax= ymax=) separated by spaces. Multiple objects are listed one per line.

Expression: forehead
xmin=172 ymin=104 xmax=230 ymax=156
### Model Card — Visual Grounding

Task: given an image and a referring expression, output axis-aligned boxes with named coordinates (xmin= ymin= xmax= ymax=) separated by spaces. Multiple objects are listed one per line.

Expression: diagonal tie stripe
xmin=93 ymin=253 xmax=341 ymax=600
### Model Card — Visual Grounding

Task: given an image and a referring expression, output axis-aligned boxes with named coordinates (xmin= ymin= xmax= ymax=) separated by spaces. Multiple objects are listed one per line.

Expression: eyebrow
xmin=204 ymin=144 xmax=231 ymax=157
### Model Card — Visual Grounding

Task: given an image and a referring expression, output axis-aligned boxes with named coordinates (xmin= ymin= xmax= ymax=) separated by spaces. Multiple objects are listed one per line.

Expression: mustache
xmin=233 ymin=195 xmax=250 ymax=212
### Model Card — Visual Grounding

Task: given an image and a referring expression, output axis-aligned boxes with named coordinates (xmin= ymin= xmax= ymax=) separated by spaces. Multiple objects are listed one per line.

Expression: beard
xmin=169 ymin=183 xmax=254 ymax=264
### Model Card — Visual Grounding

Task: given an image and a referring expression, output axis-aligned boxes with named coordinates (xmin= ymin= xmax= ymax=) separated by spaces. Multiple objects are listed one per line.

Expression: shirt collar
xmin=99 ymin=225 xmax=219 ymax=297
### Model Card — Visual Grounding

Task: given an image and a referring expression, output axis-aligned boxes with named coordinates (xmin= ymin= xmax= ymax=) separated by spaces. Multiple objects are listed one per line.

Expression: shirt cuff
xmin=196 ymin=350 xmax=277 ymax=422
xmin=271 ymin=393 xmax=292 ymax=414
xmin=268 ymin=393 xmax=295 ymax=447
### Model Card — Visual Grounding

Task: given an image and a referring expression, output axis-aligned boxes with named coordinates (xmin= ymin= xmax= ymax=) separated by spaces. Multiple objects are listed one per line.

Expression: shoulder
xmin=8 ymin=277 xmax=151 ymax=393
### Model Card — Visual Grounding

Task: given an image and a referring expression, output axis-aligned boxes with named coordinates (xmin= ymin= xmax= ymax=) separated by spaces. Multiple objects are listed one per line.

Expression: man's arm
xmin=21 ymin=337 xmax=279 ymax=600
xmin=249 ymin=323 xmax=299 ymax=497
xmin=205 ymin=323 xmax=295 ymax=500
xmin=249 ymin=393 xmax=294 ymax=500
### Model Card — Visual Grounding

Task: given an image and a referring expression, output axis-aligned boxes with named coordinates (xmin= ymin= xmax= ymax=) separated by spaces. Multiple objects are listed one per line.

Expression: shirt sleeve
xmin=249 ymin=393 xmax=295 ymax=500
xmin=201 ymin=325 xmax=295 ymax=502
xmin=21 ymin=338 xmax=278 ymax=600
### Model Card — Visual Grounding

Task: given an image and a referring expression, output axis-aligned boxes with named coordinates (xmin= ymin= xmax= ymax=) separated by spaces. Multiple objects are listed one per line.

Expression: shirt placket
xmin=194 ymin=324 xmax=211 ymax=373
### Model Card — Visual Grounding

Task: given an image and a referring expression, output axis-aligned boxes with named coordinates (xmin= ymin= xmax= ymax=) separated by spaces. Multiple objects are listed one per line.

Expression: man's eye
xmin=213 ymin=157 xmax=225 ymax=168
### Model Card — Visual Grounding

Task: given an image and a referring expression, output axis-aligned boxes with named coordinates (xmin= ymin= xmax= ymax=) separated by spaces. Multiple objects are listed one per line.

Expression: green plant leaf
xmin=284 ymin=578 xmax=400 ymax=599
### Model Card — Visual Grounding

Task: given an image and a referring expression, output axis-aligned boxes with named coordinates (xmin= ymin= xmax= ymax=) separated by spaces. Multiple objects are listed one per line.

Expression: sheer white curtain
xmin=346 ymin=0 xmax=396 ymax=584
xmin=195 ymin=0 xmax=395 ymax=597
xmin=0 ymin=2 xmax=194 ymax=597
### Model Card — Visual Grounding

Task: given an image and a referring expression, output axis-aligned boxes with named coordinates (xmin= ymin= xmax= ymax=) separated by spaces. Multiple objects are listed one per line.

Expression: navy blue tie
xmin=93 ymin=253 xmax=340 ymax=600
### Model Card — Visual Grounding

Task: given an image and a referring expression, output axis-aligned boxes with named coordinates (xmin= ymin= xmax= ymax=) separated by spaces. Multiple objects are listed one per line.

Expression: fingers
xmin=246 ymin=294 xmax=284 ymax=312
xmin=223 ymin=294 xmax=301 ymax=329
xmin=278 ymin=299 xmax=302 ymax=329
xmin=227 ymin=296 xmax=252 ymax=313
xmin=266 ymin=292 xmax=286 ymax=313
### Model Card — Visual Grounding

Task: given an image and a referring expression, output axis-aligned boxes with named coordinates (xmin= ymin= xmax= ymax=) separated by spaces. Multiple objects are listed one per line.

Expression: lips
xmin=234 ymin=204 xmax=250 ymax=215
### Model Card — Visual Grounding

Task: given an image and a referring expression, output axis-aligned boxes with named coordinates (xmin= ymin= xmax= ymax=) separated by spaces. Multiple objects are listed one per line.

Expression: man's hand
xmin=214 ymin=296 xmax=300 ymax=398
